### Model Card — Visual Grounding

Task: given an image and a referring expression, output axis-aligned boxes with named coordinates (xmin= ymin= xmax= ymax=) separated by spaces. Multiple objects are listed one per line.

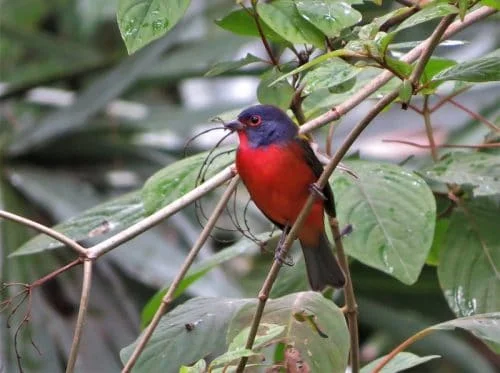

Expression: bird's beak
xmin=224 ymin=119 xmax=245 ymax=131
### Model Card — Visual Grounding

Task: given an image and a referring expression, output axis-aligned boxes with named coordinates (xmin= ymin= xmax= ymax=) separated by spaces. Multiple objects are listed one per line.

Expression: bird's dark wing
xmin=296 ymin=137 xmax=336 ymax=217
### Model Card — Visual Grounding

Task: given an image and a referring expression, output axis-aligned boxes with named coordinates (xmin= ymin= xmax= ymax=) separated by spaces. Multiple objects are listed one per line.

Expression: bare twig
xmin=66 ymin=259 xmax=93 ymax=373
xmin=88 ymin=166 xmax=235 ymax=259
xmin=330 ymin=217 xmax=359 ymax=372
xmin=122 ymin=176 xmax=240 ymax=373
xmin=0 ymin=210 xmax=87 ymax=256
xmin=447 ymin=97 xmax=500 ymax=132
xmin=423 ymin=95 xmax=439 ymax=161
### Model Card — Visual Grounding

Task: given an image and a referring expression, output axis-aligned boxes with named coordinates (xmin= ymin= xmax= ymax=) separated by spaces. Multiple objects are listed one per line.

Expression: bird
xmin=225 ymin=104 xmax=345 ymax=291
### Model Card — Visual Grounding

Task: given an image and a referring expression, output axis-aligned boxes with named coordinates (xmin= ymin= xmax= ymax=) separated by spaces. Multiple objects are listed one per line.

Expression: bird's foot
xmin=309 ymin=183 xmax=326 ymax=200
xmin=274 ymin=249 xmax=294 ymax=266
xmin=341 ymin=224 xmax=353 ymax=237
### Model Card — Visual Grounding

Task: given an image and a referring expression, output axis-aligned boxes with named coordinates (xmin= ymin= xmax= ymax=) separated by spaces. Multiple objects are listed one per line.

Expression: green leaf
xmin=399 ymin=79 xmax=413 ymax=104
xmin=215 ymin=9 xmax=288 ymax=44
xmin=209 ymin=349 xmax=260 ymax=369
xmin=302 ymin=58 xmax=361 ymax=95
xmin=257 ymin=0 xmax=325 ymax=49
xmin=142 ymin=147 xmax=234 ymax=215
xmin=228 ymin=292 xmax=349 ymax=373
xmin=295 ymin=0 xmax=362 ymax=38
xmin=117 ymin=0 xmax=191 ymax=54
xmin=421 ymin=152 xmax=500 ymax=197
xmin=332 ymin=161 xmax=436 ymax=284
xmin=205 ymin=53 xmax=263 ymax=77
xmin=10 ymin=191 xmax=144 ymax=256
xmin=480 ymin=0 xmax=500 ymax=10
xmin=396 ymin=3 xmax=458 ymax=32
xmin=361 ymin=352 xmax=440 ymax=373
xmin=179 ymin=359 xmax=206 ymax=373
xmin=431 ymin=53 xmax=500 ymax=83
xmin=427 ymin=218 xmax=449 ymax=266
xmin=257 ymin=68 xmax=295 ymax=111
xmin=121 ymin=297 xmax=254 ymax=373
xmin=458 ymin=0 xmax=468 ymax=21
xmin=229 ymin=323 xmax=285 ymax=351
xmin=438 ymin=196 xmax=500 ymax=317
xmin=419 ymin=57 xmax=457 ymax=94
xmin=385 ymin=56 xmax=413 ymax=78
xmin=431 ymin=313 xmax=500 ymax=352
xmin=140 ymin=233 xmax=275 ymax=327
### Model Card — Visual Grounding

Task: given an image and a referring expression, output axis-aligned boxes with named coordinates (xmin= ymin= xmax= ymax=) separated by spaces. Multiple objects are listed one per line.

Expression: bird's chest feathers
xmin=236 ymin=138 xmax=316 ymax=224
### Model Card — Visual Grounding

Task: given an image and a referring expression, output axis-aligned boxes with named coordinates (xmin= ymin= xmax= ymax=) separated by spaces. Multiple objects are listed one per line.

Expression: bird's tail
xmin=300 ymin=232 xmax=346 ymax=291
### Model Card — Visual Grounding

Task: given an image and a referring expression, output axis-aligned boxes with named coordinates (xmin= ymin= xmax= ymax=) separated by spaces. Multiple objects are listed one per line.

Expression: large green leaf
xmin=257 ymin=0 xmax=325 ymax=49
xmin=205 ymin=53 xmax=263 ymax=77
xmin=431 ymin=312 xmax=500 ymax=352
xmin=332 ymin=161 xmax=436 ymax=284
xmin=395 ymin=3 xmax=458 ymax=32
xmin=302 ymin=58 xmax=361 ymax=95
xmin=10 ymin=191 xmax=144 ymax=256
xmin=121 ymin=297 xmax=254 ymax=373
xmin=228 ymin=292 xmax=349 ymax=373
xmin=421 ymin=152 xmax=500 ymax=197
xmin=432 ymin=52 xmax=500 ymax=83
xmin=361 ymin=352 xmax=440 ymax=373
xmin=438 ymin=196 xmax=500 ymax=317
xmin=295 ymin=0 xmax=362 ymax=38
xmin=257 ymin=68 xmax=295 ymax=111
xmin=117 ymin=0 xmax=191 ymax=54
xmin=142 ymin=147 xmax=234 ymax=214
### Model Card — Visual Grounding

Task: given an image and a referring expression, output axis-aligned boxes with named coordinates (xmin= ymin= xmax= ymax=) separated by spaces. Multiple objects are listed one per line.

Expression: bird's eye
xmin=248 ymin=115 xmax=262 ymax=126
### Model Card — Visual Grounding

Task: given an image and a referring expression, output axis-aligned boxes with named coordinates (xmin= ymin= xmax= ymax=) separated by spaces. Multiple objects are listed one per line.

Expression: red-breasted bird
xmin=225 ymin=105 xmax=345 ymax=291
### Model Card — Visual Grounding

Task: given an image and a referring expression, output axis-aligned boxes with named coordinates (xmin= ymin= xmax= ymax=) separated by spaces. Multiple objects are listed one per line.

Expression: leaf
xmin=396 ymin=3 xmax=458 ymax=32
xmin=398 ymin=79 xmax=413 ymax=104
xmin=179 ymin=359 xmax=206 ymax=373
xmin=142 ymin=147 xmax=234 ymax=215
xmin=228 ymin=323 xmax=285 ymax=351
xmin=205 ymin=53 xmax=263 ymax=77
xmin=421 ymin=152 xmax=500 ymax=197
xmin=419 ymin=57 xmax=457 ymax=94
xmin=228 ymin=292 xmax=349 ymax=373
xmin=257 ymin=68 xmax=295 ymax=111
xmin=140 ymin=233 xmax=275 ymax=327
xmin=10 ymin=191 xmax=144 ymax=256
xmin=431 ymin=53 xmax=500 ymax=83
xmin=431 ymin=313 xmax=500 ymax=352
xmin=438 ymin=196 xmax=500 ymax=317
xmin=121 ymin=297 xmax=254 ymax=373
xmin=480 ymin=0 xmax=500 ymax=10
xmin=361 ymin=352 xmax=440 ymax=373
xmin=332 ymin=161 xmax=436 ymax=284
xmin=458 ymin=0 xmax=468 ymax=21
xmin=295 ymin=0 xmax=362 ymax=38
xmin=426 ymin=218 xmax=449 ymax=266
xmin=117 ymin=0 xmax=191 ymax=54
xmin=257 ymin=0 xmax=325 ymax=49
xmin=215 ymin=9 xmax=289 ymax=44
xmin=8 ymin=30 xmax=178 ymax=156
xmin=302 ymin=58 xmax=361 ymax=95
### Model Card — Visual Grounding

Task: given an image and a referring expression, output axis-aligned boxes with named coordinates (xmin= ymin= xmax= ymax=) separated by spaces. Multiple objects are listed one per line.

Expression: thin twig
xmin=423 ymin=95 xmax=439 ymax=161
xmin=0 ymin=210 xmax=87 ymax=256
xmin=430 ymin=86 xmax=469 ymax=112
xmin=382 ymin=139 xmax=500 ymax=149
xmin=236 ymin=13 xmax=458 ymax=373
xmin=299 ymin=6 xmax=496 ymax=135
xmin=88 ymin=166 xmax=235 ymax=259
xmin=122 ymin=176 xmax=240 ymax=373
xmin=66 ymin=259 xmax=93 ymax=373
xmin=447 ymin=97 xmax=500 ymax=132
xmin=330 ymin=217 xmax=359 ymax=373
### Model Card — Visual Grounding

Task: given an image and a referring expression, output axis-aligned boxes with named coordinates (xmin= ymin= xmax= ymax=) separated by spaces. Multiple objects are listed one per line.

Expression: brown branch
xmin=447 ymin=97 xmax=500 ymax=132
xmin=122 ymin=176 xmax=240 ymax=373
xmin=423 ymin=95 xmax=439 ymax=161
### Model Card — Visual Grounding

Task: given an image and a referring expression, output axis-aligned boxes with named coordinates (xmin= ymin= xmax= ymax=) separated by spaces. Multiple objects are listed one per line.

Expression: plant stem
xmin=423 ymin=95 xmax=439 ymax=161
xmin=447 ymin=97 xmax=500 ymax=132
xmin=122 ymin=176 xmax=240 ymax=373
xmin=330 ymin=217 xmax=359 ymax=373
xmin=0 ymin=210 xmax=87 ymax=255
xmin=66 ymin=259 xmax=93 ymax=373
xmin=88 ymin=166 xmax=235 ymax=259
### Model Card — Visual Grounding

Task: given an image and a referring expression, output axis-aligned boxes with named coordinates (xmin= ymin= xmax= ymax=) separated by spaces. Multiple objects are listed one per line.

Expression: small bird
xmin=225 ymin=105 xmax=345 ymax=291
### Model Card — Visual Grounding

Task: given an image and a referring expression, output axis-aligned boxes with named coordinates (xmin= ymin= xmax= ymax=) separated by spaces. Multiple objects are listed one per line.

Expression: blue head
xmin=225 ymin=105 xmax=298 ymax=148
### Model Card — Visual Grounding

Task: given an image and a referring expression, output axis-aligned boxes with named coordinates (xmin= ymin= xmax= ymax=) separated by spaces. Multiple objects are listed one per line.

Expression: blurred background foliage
xmin=0 ymin=0 xmax=499 ymax=372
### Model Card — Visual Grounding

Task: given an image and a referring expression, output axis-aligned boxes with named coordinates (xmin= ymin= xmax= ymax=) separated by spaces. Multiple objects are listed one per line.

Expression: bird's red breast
xmin=235 ymin=132 xmax=325 ymax=247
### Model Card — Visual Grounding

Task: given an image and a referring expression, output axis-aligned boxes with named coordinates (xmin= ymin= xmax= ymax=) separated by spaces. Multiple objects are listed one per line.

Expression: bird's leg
xmin=309 ymin=183 xmax=326 ymax=200
xmin=274 ymin=224 xmax=294 ymax=266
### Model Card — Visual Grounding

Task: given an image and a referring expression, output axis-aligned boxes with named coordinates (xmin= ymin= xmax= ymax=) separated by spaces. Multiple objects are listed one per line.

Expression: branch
xmin=237 ymin=12 xmax=460 ymax=373
xmin=447 ymin=97 xmax=500 ymax=132
xmin=0 ymin=210 xmax=87 ymax=256
xmin=382 ymin=139 xmax=500 ymax=149
xmin=298 ymin=6 xmax=497 ymax=135
xmin=66 ymin=259 xmax=93 ymax=373
xmin=122 ymin=176 xmax=240 ymax=373
xmin=423 ymin=95 xmax=439 ymax=161
xmin=87 ymin=166 xmax=235 ymax=259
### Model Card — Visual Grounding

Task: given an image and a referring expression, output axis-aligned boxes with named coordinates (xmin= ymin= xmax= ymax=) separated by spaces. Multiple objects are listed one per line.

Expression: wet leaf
xmin=396 ymin=3 xmax=458 ymax=32
xmin=302 ymin=58 xmax=360 ymax=95
xmin=361 ymin=352 xmax=440 ymax=373
xmin=432 ymin=51 xmax=500 ymax=83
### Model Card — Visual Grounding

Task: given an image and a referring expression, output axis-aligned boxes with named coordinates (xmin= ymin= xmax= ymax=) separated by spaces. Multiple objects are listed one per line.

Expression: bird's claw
xmin=274 ymin=249 xmax=294 ymax=266
xmin=309 ymin=183 xmax=326 ymax=200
